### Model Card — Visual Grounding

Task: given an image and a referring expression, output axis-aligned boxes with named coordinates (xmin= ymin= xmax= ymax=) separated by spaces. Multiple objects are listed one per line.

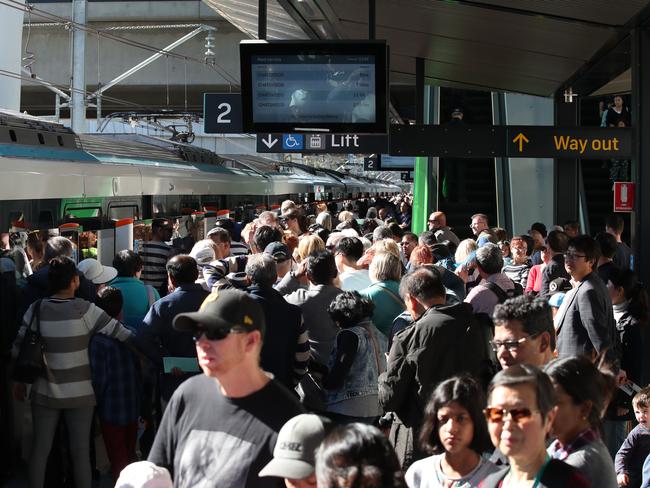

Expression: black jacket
xmin=379 ymin=302 xmax=487 ymax=428
xmin=607 ymin=311 xmax=644 ymax=420
xmin=248 ymin=284 xmax=304 ymax=389
xmin=540 ymin=254 xmax=570 ymax=298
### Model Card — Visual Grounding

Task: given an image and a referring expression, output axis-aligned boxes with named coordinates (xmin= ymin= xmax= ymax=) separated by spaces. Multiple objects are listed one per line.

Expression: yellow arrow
xmin=512 ymin=132 xmax=529 ymax=152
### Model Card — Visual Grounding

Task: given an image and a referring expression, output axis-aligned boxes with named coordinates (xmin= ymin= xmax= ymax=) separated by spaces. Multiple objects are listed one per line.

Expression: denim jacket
xmin=326 ymin=321 xmax=388 ymax=406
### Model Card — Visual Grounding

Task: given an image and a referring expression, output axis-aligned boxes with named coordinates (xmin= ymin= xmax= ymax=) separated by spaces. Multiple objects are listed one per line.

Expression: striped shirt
xmin=229 ymin=240 xmax=250 ymax=257
xmin=13 ymin=298 xmax=133 ymax=409
xmin=139 ymin=240 xmax=174 ymax=290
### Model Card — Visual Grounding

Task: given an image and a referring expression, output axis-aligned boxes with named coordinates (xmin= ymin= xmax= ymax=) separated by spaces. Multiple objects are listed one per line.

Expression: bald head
xmin=428 ymin=211 xmax=447 ymax=230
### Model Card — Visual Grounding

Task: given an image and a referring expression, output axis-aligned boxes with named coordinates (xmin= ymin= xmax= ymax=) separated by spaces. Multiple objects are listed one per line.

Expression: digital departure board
xmin=240 ymin=41 xmax=388 ymax=133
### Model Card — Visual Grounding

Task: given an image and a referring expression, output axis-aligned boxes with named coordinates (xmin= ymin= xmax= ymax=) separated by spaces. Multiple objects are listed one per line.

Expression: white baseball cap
xmin=115 ymin=461 xmax=173 ymax=488
xmin=77 ymin=258 xmax=117 ymax=285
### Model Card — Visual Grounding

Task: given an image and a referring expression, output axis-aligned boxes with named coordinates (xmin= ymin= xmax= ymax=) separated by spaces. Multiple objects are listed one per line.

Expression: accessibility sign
xmin=389 ymin=125 xmax=633 ymax=159
xmin=257 ymin=133 xmax=388 ymax=154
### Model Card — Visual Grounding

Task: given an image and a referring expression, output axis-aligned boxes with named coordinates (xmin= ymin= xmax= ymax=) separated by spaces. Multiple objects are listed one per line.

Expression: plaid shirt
xmin=89 ymin=334 xmax=140 ymax=425
xmin=548 ymin=428 xmax=599 ymax=461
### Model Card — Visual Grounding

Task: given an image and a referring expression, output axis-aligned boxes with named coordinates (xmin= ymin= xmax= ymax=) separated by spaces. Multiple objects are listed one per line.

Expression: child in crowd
xmin=89 ymin=287 xmax=142 ymax=481
xmin=405 ymin=375 xmax=499 ymax=487
xmin=616 ymin=387 xmax=650 ymax=488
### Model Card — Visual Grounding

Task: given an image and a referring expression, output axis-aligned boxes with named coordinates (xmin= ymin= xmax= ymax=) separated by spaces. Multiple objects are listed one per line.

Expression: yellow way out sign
xmin=508 ymin=127 xmax=632 ymax=159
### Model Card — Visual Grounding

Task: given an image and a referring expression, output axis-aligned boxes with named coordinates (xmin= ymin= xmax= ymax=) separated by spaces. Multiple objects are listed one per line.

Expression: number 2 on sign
xmin=217 ymin=103 xmax=232 ymax=123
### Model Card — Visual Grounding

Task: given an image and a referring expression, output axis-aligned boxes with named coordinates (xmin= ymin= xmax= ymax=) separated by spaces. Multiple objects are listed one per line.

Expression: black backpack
xmin=481 ymin=280 xmax=523 ymax=304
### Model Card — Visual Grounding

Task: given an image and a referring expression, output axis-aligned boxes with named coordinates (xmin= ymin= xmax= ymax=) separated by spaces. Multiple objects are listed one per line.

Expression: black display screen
xmin=240 ymin=41 xmax=388 ymax=133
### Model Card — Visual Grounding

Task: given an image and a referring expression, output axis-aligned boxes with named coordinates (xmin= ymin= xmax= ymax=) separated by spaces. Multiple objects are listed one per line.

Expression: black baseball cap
xmin=264 ymin=242 xmax=290 ymax=262
xmin=549 ymin=277 xmax=572 ymax=294
xmin=173 ymin=289 xmax=265 ymax=337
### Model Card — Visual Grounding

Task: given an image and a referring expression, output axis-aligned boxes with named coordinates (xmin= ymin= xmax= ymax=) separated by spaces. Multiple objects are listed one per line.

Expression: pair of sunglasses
xmin=483 ymin=407 xmax=538 ymax=424
xmin=192 ymin=326 xmax=246 ymax=342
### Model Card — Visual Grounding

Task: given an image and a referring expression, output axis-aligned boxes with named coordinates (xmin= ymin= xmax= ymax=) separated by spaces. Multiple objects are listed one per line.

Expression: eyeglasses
xmin=564 ymin=252 xmax=587 ymax=260
xmin=483 ymin=407 xmax=538 ymax=424
xmin=192 ymin=326 xmax=247 ymax=342
xmin=489 ymin=332 xmax=542 ymax=353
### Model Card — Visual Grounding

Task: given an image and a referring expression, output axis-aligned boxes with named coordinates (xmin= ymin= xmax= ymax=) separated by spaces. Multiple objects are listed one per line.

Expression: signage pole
xmin=258 ymin=0 xmax=267 ymax=40
xmin=369 ymin=0 xmax=376 ymax=40
xmin=412 ymin=57 xmax=430 ymax=235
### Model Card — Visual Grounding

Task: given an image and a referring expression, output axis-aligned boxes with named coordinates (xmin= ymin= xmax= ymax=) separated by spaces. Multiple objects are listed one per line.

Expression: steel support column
xmin=631 ymin=26 xmax=650 ymax=287
xmin=71 ymin=0 xmax=87 ymax=133
xmin=553 ymin=96 xmax=580 ymax=227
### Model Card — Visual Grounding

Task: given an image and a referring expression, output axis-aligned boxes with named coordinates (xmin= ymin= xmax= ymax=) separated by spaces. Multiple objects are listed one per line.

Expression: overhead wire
xmin=0 ymin=0 xmax=239 ymax=85
xmin=0 ymin=68 xmax=156 ymax=109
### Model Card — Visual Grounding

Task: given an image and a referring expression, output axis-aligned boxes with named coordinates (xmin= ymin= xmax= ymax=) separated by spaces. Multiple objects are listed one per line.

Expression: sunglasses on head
xmin=192 ymin=326 xmax=247 ymax=342
xmin=483 ymin=407 xmax=538 ymax=424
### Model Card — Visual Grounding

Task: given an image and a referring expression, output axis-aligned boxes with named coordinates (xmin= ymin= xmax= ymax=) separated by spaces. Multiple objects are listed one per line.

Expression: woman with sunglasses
xmin=544 ymin=356 xmax=617 ymax=487
xmin=406 ymin=375 xmax=499 ymax=487
xmin=479 ymin=365 xmax=589 ymax=488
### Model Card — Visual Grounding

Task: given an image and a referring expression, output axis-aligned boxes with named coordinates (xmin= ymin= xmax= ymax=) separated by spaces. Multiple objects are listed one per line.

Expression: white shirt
xmin=339 ymin=269 xmax=372 ymax=291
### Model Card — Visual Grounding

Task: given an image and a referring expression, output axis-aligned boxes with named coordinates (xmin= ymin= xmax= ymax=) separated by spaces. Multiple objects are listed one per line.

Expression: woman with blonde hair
xmin=296 ymin=234 xmax=326 ymax=262
xmin=360 ymin=252 xmax=405 ymax=336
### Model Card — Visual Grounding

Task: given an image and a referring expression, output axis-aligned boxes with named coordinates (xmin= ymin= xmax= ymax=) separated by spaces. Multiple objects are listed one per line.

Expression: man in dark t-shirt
xmin=148 ymin=290 xmax=304 ymax=488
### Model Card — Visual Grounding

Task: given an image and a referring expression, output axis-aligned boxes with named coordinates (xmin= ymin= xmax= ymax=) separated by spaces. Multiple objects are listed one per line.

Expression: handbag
xmin=12 ymin=300 xmax=45 ymax=383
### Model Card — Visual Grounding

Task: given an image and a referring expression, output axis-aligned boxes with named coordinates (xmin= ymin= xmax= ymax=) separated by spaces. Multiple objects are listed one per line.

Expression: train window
xmin=108 ymin=203 xmax=139 ymax=221
xmin=9 ymin=130 xmax=16 ymax=142
xmin=57 ymin=136 xmax=64 ymax=147
xmin=64 ymin=206 xmax=101 ymax=218
xmin=37 ymin=133 xmax=45 ymax=145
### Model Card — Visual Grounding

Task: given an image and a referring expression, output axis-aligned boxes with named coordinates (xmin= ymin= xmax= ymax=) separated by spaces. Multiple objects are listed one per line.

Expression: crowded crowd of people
xmin=1 ymin=194 xmax=649 ymax=488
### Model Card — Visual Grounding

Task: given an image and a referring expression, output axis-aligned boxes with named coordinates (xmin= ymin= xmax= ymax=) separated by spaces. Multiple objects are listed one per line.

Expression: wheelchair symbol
xmin=282 ymin=134 xmax=303 ymax=150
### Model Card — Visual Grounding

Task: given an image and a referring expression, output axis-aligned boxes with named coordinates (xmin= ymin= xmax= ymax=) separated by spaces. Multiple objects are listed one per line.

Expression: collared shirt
xmin=548 ymin=429 xmax=599 ymax=461
xmin=89 ymin=334 xmax=140 ymax=425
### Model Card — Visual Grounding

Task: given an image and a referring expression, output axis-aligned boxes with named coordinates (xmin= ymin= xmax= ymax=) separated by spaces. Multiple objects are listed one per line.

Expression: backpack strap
xmin=370 ymin=282 xmax=405 ymax=308
xmin=482 ymin=280 xmax=509 ymax=304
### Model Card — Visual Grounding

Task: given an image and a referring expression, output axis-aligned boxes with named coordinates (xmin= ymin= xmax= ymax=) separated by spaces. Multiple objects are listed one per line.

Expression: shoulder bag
xmin=13 ymin=300 xmax=45 ymax=384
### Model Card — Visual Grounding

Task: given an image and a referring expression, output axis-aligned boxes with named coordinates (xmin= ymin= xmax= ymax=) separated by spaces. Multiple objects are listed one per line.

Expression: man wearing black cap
xmin=148 ymin=289 xmax=304 ymax=488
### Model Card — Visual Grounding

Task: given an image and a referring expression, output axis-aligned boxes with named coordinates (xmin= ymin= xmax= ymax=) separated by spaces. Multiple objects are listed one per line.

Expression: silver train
xmin=0 ymin=111 xmax=401 ymax=231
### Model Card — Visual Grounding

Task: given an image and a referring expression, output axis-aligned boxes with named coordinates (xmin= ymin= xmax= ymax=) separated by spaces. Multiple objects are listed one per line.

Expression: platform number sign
xmin=203 ymin=93 xmax=243 ymax=134
xmin=364 ymin=155 xmax=379 ymax=171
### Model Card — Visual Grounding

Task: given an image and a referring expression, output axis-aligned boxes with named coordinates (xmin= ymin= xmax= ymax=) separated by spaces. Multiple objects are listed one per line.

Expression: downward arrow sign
xmin=262 ymin=134 xmax=278 ymax=149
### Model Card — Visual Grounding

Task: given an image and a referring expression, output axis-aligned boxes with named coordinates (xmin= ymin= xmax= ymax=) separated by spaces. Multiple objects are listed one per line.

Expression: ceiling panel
xmin=202 ymin=0 xmax=309 ymax=40
xmin=469 ymin=0 xmax=649 ymax=26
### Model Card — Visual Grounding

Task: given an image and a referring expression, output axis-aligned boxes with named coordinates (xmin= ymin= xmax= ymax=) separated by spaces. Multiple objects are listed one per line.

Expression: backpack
xmin=481 ymin=280 xmax=523 ymax=304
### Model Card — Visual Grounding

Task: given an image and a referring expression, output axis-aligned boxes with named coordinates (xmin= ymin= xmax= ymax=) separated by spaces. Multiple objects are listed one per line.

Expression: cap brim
xmin=93 ymin=266 xmax=118 ymax=285
xmin=173 ymin=311 xmax=233 ymax=333
xmin=258 ymin=459 xmax=314 ymax=480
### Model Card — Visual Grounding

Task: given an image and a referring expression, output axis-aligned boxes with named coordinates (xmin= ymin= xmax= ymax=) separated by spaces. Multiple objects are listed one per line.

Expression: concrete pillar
xmin=0 ymin=3 xmax=24 ymax=111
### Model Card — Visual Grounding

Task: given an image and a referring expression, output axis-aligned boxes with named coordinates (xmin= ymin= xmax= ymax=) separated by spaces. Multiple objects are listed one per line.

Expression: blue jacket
xmin=326 ymin=322 xmax=387 ymax=407
xmin=137 ymin=283 xmax=210 ymax=363
xmin=136 ymin=283 xmax=209 ymax=402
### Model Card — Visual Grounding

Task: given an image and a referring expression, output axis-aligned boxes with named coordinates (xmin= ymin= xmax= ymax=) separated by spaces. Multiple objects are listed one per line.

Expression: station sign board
xmin=389 ymin=125 xmax=634 ymax=160
xmin=256 ymin=133 xmax=388 ymax=154
xmin=507 ymin=127 xmax=633 ymax=159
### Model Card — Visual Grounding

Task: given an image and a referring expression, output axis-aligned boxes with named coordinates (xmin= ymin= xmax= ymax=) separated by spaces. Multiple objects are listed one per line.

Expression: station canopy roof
xmin=204 ymin=0 xmax=650 ymax=98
